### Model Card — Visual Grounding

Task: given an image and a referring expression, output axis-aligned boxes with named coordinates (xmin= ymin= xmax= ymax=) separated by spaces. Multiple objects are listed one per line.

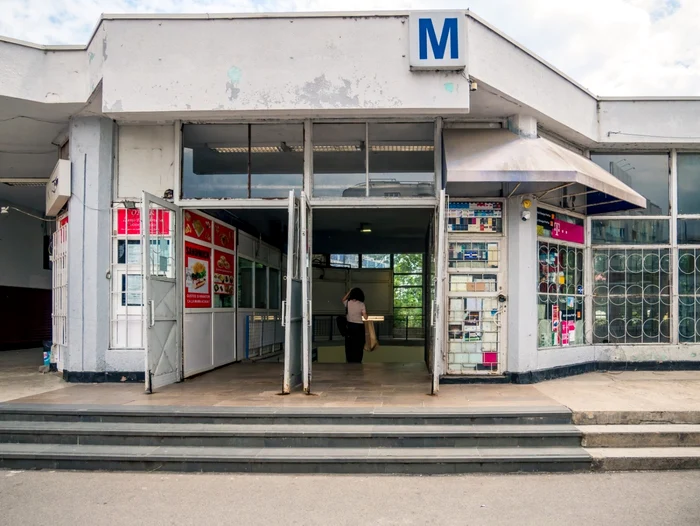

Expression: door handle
xmin=281 ymin=301 xmax=287 ymax=326
xmin=148 ymin=300 xmax=155 ymax=328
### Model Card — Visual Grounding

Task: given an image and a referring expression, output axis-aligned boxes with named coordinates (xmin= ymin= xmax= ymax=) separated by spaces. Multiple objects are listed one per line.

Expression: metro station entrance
xmin=141 ymin=190 xmax=447 ymax=396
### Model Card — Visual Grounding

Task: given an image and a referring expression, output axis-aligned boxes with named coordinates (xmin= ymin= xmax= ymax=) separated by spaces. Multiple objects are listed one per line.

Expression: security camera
xmin=521 ymin=210 xmax=531 ymax=222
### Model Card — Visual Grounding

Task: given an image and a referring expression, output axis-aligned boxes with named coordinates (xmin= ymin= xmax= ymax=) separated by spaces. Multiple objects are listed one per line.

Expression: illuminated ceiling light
xmin=0 ymin=178 xmax=49 ymax=187
xmin=209 ymin=142 xmax=303 ymax=154
xmin=359 ymin=223 xmax=372 ymax=233
xmin=211 ymin=146 xmax=249 ymax=153
xmin=313 ymin=144 xmax=363 ymax=152
xmin=370 ymin=145 xmax=434 ymax=152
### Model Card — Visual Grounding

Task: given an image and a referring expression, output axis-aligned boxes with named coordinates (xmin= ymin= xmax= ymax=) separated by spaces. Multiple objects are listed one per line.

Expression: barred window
xmin=678 ymin=249 xmax=700 ymax=343
xmin=592 ymin=249 xmax=672 ymax=344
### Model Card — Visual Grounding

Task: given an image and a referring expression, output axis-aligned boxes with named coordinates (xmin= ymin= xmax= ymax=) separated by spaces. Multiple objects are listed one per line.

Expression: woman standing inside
xmin=342 ymin=288 xmax=367 ymax=363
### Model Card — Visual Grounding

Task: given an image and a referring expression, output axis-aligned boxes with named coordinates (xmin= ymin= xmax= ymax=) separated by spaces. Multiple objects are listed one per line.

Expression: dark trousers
xmin=345 ymin=322 xmax=365 ymax=363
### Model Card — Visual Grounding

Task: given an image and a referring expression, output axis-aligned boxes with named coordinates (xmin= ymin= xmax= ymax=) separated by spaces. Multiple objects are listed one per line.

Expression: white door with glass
xmin=446 ymin=237 xmax=506 ymax=375
xmin=431 ymin=189 xmax=447 ymax=393
xmin=283 ymin=191 xmax=303 ymax=393
xmin=142 ymin=192 xmax=181 ymax=393
xmin=301 ymin=191 xmax=313 ymax=394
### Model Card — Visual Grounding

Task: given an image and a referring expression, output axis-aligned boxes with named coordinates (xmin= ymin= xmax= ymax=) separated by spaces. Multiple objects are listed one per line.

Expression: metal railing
xmin=312 ymin=315 xmax=425 ymax=342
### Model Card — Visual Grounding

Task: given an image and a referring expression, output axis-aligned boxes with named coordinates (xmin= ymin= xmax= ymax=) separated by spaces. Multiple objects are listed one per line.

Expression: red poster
xmin=184 ymin=211 xmax=212 ymax=243
xmin=213 ymin=250 xmax=235 ymax=295
xmin=551 ymin=305 xmax=560 ymax=332
xmin=184 ymin=241 xmax=211 ymax=308
xmin=117 ymin=209 xmax=170 ymax=235
xmin=59 ymin=215 xmax=69 ymax=227
xmin=551 ymin=219 xmax=584 ymax=244
xmin=214 ymin=223 xmax=235 ymax=251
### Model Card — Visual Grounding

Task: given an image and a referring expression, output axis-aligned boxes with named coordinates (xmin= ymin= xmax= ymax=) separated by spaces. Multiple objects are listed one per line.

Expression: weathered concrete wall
xmin=0 ymin=39 xmax=87 ymax=103
xmin=117 ymin=125 xmax=176 ymax=200
xmin=599 ymin=99 xmax=700 ymax=145
xmin=99 ymin=17 xmax=470 ymax=116
xmin=466 ymin=16 xmax=599 ymax=142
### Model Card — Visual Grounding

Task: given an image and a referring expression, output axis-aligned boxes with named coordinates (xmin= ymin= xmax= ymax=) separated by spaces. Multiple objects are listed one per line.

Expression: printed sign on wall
xmin=185 ymin=241 xmax=211 ymax=308
xmin=184 ymin=211 xmax=213 ymax=243
xmin=213 ymin=250 xmax=234 ymax=295
xmin=214 ymin=223 xmax=235 ymax=251
xmin=117 ymin=209 xmax=170 ymax=236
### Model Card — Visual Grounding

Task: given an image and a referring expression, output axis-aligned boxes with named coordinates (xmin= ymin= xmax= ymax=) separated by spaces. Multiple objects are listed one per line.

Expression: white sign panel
xmin=409 ymin=12 xmax=467 ymax=71
xmin=46 ymin=159 xmax=71 ymax=217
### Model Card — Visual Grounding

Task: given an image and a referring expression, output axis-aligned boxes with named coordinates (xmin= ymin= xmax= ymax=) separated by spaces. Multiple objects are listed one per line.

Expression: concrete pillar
xmin=505 ymin=196 xmax=538 ymax=373
xmin=508 ymin=115 xmax=538 ymax=139
xmin=66 ymin=117 xmax=114 ymax=377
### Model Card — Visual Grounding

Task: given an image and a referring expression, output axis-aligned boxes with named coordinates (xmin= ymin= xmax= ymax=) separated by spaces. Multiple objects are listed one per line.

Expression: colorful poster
xmin=214 ymin=223 xmax=235 ymax=250
xmin=185 ymin=241 xmax=211 ymax=308
xmin=184 ymin=211 xmax=212 ymax=243
xmin=117 ymin=209 xmax=170 ymax=236
xmin=213 ymin=250 xmax=234 ymax=295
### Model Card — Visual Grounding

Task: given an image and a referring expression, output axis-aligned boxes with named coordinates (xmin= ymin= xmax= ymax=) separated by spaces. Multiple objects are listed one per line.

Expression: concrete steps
xmin=580 ymin=423 xmax=700 ymax=471
xmin=0 ymin=404 xmax=590 ymax=474
xmin=0 ymin=421 xmax=583 ymax=448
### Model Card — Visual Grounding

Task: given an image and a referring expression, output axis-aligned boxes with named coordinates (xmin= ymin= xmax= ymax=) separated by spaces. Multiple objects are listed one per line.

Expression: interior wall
xmin=313 ymin=267 xmax=392 ymax=315
xmin=0 ymin=204 xmax=51 ymax=290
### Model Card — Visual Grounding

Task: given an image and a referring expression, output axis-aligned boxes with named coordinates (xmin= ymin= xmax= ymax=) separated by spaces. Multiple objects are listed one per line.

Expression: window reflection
xmin=677 ymin=154 xmax=700 ymax=215
xmin=591 ymin=154 xmax=669 ymax=215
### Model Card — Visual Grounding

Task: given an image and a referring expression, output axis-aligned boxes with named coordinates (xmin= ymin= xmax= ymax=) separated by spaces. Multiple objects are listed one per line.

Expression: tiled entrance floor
xmin=3 ymin=362 xmax=562 ymax=408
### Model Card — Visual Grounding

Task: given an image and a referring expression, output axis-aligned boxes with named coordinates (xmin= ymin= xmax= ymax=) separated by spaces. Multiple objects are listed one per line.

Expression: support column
xmin=507 ymin=115 xmax=538 ymax=139
xmin=65 ymin=117 xmax=114 ymax=378
xmin=506 ymin=196 xmax=539 ymax=373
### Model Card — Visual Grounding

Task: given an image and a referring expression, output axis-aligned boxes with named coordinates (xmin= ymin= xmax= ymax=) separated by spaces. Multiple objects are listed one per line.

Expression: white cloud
xmin=0 ymin=0 xmax=698 ymax=96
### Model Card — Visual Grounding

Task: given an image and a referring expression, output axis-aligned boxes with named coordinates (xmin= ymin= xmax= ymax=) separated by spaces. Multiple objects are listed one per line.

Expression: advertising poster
xmin=214 ymin=223 xmax=235 ymax=250
xmin=185 ymin=241 xmax=211 ymax=308
xmin=213 ymin=250 xmax=234 ymax=295
xmin=117 ymin=209 xmax=170 ymax=235
xmin=551 ymin=304 xmax=560 ymax=332
xmin=184 ymin=211 xmax=212 ymax=243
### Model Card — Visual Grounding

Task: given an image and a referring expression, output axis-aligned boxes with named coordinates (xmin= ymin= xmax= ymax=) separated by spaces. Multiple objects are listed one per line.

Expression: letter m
xmin=419 ymin=18 xmax=459 ymax=60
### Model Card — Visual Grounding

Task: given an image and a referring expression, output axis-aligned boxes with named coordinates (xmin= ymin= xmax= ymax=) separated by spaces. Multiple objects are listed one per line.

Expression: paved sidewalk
xmin=3 ymin=349 xmax=700 ymax=414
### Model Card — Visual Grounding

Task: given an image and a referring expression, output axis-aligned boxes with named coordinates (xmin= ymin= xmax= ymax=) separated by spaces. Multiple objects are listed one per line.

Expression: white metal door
xmin=283 ymin=191 xmax=303 ymax=393
xmin=431 ymin=190 xmax=447 ymax=394
xmin=301 ymin=191 xmax=313 ymax=394
xmin=142 ymin=192 xmax=181 ymax=393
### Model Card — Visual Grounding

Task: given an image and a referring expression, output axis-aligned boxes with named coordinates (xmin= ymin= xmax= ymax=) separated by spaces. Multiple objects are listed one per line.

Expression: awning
xmin=443 ymin=129 xmax=647 ymax=213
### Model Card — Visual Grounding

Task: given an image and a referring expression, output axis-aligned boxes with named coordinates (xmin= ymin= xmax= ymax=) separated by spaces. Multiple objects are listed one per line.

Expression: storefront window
xmin=330 ymin=254 xmax=359 ymax=268
xmin=313 ymin=123 xmax=366 ymax=197
xmin=368 ymin=123 xmax=434 ymax=197
xmin=182 ymin=124 xmax=303 ymax=199
xmin=238 ymin=258 xmax=254 ymax=309
xmin=592 ymin=248 xmax=672 ymax=344
xmin=590 ymin=154 xmax=669 ymax=215
xmin=591 ymin=219 xmax=670 ymax=245
xmin=677 ymin=153 xmax=700 ymax=215
xmin=537 ymin=242 xmax=585 ymax=348
xmin=678 ymin=249 xmax=700 ymax=343
xmin=255 ymin=263 xmax=268 ymax=309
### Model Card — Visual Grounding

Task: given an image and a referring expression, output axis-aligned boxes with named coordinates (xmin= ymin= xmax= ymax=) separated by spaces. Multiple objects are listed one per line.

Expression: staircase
xmin=0 ymin=404 xmax=591 ymax=474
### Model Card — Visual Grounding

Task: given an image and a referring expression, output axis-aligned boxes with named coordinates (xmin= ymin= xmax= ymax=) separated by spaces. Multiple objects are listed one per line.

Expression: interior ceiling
xmin=204 ymin=206 xmax=433 ymax=255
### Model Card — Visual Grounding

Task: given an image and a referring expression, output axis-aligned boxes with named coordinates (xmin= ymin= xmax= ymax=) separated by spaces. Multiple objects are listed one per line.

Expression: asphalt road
xmin=1 ymin=470 xmax=698 ymax=525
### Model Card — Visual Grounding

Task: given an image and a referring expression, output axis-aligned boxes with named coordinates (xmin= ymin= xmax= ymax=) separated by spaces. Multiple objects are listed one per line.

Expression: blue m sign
xmin=419 ymin=18 xmax=459 ymax=60
xmin=409 ymin=12 xmax=466 ymax=70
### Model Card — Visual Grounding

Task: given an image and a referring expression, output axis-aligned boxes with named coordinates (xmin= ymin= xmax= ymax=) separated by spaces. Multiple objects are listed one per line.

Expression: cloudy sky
xmin=0 ymin=0 xmax=697 ymax=96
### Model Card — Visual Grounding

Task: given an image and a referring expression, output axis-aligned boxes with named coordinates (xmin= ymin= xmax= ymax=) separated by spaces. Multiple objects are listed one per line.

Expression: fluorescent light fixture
xmin=0 ymin=178 xmax=49 ymax=187
xmin=370 ymin=145 xmax=434 ymax=152
xmin=359 ymin=223 xmax=372 ymax=233
xmin=313 ymin=144 xmax=363 ymax=152
xmin=209 ymin=143 xmax=303 ymax=154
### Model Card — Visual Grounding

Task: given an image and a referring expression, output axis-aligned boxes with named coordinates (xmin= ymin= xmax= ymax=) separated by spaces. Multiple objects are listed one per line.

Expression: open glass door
xmin=431 ymin=189 xmax=447 ymax=394
xmin=301 ymin=191 xmax=313 ymax=394
xmin=142 ymin=192 xmax=180 ymax=393
xmin=283 ymin=191 xmax=303 ymax=393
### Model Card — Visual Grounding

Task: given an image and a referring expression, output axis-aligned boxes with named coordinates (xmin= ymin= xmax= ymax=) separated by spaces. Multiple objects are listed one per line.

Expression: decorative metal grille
xmin=592 ymin=248 xmax=672 ymax=344
xmin=678 ymin=249 xmax=700 ymax=343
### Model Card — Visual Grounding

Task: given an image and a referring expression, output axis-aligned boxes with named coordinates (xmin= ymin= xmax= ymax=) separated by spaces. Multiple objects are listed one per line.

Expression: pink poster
xmin=551 ymin=219 xmax=584 ymax=244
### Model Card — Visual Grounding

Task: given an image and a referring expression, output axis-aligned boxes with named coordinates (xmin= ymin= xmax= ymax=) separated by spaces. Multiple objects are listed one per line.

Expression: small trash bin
xmin=42 ymin=340 xmax=52 ymax=367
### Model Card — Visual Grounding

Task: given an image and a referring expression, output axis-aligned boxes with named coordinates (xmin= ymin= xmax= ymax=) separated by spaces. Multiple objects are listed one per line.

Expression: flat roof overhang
xmin=443 ymin=129 xmax=647 ymax=214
